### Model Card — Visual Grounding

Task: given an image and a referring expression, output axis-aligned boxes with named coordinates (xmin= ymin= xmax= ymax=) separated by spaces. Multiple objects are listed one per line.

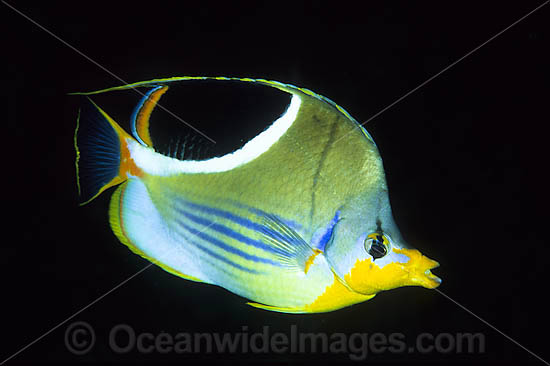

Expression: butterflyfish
xmin=73 ymin=76 xmax=441 ymax=313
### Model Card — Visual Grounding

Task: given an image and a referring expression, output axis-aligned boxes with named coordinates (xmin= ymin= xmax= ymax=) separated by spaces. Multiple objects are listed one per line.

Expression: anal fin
xmin=109 ymin=182 xmax=204 ymax=283
xmin=246 ymin=301 xmax=307 ymax=314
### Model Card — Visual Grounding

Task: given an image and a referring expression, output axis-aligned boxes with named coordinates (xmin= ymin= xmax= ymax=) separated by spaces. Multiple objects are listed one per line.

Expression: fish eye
xmin=365 ymin=233 xmax=390 ymax=260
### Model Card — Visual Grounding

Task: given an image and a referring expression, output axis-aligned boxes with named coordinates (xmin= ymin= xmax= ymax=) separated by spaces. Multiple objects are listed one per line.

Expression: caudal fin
xmin=74 ymin=98 xmax=142 ymax=205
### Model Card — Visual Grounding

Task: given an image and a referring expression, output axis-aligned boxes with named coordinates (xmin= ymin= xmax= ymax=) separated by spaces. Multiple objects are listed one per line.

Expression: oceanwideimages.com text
xmin=65 ymin=322 xmax=485 ymax=361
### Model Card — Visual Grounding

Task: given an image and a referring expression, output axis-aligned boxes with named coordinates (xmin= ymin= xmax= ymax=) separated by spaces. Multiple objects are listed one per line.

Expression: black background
xmin=4 ymin=1 xmax=548 ymax=365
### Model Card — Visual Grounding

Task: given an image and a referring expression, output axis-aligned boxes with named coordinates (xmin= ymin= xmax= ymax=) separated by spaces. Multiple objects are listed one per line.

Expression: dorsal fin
xmin=130 ymin=85 xmax=169 ymax=146
xmin=68 ymin=76 xmax=374 ymax=144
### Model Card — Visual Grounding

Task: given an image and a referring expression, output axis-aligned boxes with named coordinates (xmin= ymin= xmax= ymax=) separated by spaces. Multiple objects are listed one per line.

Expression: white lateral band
xmin=129 ymin=94 xmax=302 ymax=176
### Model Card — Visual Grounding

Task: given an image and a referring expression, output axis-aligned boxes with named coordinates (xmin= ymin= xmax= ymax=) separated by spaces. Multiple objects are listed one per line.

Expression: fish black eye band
xmin=365 ymin=233 xmax=390 ymax=260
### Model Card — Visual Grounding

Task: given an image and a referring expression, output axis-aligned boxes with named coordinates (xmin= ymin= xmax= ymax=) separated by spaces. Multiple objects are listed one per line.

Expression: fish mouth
xmin=410 ymin=261 xmax=442 ymax=289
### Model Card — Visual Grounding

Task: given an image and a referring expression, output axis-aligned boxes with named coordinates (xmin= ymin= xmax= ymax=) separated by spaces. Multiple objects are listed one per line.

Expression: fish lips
xmin=407 ymin=260 xmax=442 ymax=289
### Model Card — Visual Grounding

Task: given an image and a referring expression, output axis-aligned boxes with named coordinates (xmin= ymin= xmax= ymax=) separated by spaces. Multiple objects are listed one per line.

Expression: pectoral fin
xmin=259 ymin=214 xmax=322 ymax=274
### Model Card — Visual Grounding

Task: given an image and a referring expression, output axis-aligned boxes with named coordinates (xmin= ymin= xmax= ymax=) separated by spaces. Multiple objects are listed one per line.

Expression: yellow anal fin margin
xmin=132 ymin=85 xmax=169 ymax=147
xmin=109 ymin=182 xmax=203 ymax=283
xmin=246 ymin=302 xmax=307 ymax=314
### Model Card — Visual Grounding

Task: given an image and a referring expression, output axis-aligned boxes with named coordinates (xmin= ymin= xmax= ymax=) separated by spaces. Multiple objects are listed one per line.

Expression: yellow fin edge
xmin=69 ymin=76 xmax=297 ymax=96
xmin=246 ymin=302 xmax=308 ymax=314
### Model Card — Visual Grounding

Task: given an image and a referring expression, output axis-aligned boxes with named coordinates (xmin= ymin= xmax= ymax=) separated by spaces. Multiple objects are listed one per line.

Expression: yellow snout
xmin=345 ymin=248 xmax=441 ymax=295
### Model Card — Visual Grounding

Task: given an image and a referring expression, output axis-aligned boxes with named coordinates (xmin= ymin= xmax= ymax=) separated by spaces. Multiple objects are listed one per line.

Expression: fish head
xmin=343 ymin=236 xmax=442 ymax=295
xmin=325 ymin=189 xmax=441 ymax=296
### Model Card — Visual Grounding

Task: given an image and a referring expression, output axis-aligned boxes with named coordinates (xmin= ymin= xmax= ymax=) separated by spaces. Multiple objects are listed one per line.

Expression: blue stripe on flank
xmin=176 ymin=217 xmax=278 ymax=267
xmin=177 ymin=223 xmax=262 ymax=274
xmin=176 ymin=207 xmax=282 ymax=259
xmin=180 ymin=199 xmax=303 ymax=235
xmin=130 ymin=85 xmax=164 ymax=146
xmin=178 ymin=200 xmax=301 ymax=255
xmin=179 ymin=199 xmax=266 ymax=232
xmin=197 ymin=252 xmax=250 ymax=282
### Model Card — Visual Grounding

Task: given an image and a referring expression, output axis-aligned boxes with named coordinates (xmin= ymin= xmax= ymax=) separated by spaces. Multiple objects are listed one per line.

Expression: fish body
xmin=74 ymin=77 xmax=441 ymax=313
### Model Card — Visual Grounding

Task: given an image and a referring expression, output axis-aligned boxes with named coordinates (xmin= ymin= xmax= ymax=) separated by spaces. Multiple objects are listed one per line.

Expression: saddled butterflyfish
xmin=73 ymin=76 xmax=441 ymax=313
